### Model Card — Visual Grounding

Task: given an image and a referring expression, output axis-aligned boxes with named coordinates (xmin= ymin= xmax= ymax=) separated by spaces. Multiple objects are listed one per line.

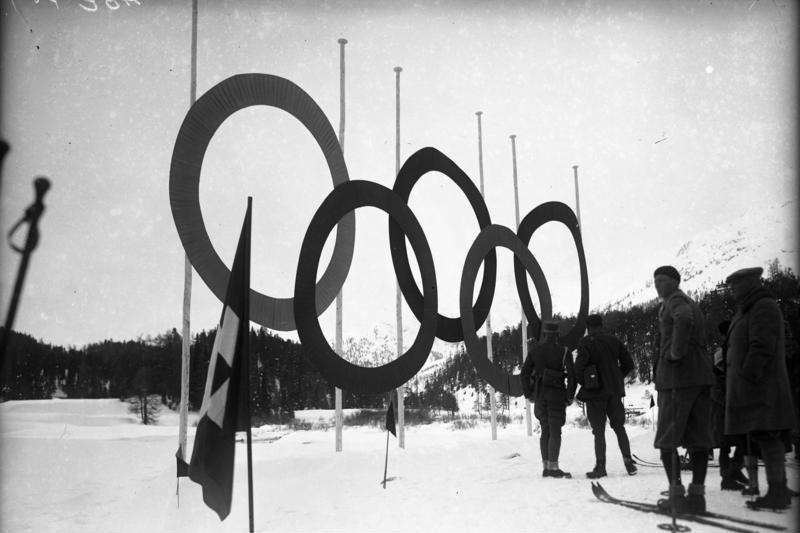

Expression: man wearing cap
xmin=652 ymin=265 xmax=714 ymax=514
xmin=574 ymin=313 xmax=638 ymax=478
xmin=724 ymin=267 xmax=797 ymax=510
xmin=521 ymin=320 xmax=576 ymax=478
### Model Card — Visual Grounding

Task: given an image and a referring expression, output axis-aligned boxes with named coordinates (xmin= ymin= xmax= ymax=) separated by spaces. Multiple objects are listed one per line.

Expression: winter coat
xmin=724 ymin=286 xmax=798 ymax=435
xmin=521 ymin=339 xmax=576 ymax=402
xmin=574 ymin=331 xmax=634 ymax=401
xmin=654 ymin=289 xmax=714 ymax=391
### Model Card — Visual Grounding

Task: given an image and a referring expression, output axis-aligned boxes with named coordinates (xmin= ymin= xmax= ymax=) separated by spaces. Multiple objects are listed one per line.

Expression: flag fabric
xmin=188 ymin=203 xmax=252 ymax=521
xmin=385 ymin=392 xmax=396 ymax=437
xmin=176 ymin=447 xmax=189 ymax=477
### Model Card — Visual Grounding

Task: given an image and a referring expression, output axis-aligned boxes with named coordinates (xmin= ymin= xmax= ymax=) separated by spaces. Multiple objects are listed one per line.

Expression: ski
xmin=632 ymin=453 xmax=720 ymax=469
xmin=591 ymin=482 xmax=787 ymax=532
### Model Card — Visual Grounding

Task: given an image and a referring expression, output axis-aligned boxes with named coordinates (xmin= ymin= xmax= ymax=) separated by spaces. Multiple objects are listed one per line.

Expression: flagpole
xmin=475 ymin=112 xmax=496 ymax=440
xmin=382 ymin=429 xmax=390 ymax=489
xmin=394 ymin=65 xmax=405 ymax=450
xmin=244 ymin=197 xmax=255 ymax=533
xmin=335 ymin=37 xmax=347 ymax=453
xmin=510 ymin=133 xmax=533 ymax=436
xmin=177 ymin=0 xmax=198 ymax=500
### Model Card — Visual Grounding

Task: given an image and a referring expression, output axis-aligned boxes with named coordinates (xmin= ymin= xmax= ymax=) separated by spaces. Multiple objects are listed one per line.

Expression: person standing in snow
xmin=521 ymin=320 xmax=576 ymax=478
xmin=574 ymin=313 xmax=638 ymax=478
xmin=651 ymin=265 xmax=714 ymax=514
xmin=723 ymin=267 xmax=797 ymax=511
xmin=710 ymin=319 xmax=750 ymax=491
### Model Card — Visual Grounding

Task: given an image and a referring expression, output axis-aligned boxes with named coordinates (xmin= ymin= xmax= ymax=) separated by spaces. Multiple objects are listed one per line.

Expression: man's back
xmin=575 ymin=331 xmax=633 ymax=400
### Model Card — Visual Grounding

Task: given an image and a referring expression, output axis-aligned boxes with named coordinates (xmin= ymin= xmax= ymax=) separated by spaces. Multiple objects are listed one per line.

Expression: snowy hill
xmin=602 ymin=200 xmax=797 ymax=310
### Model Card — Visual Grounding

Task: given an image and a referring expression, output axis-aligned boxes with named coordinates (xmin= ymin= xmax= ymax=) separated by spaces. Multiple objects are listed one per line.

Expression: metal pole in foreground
xmin=510 ymin=134 xmax=532 ymax=436
xmin=394 ymin=65 xmax=405 ymax=449
xmin=0 ymin=177 xmax=50 ymax=369
xmin=335 ymin=37 xmax=347 ymax=453
xmin=475 ymin=111 xmax=497 ymax=440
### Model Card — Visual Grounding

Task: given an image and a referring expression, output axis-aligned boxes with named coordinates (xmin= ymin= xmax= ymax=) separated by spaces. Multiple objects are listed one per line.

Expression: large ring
xmin=390 ymin=147 xmax=497 ymax=342
xmin=169 ymin=73 xmax=355 ymax=330
xmin=460 ymin=224 xmax=552 ymax=396
xmin=294 ymin=180 xmax=438 ymax=394
xmin=514 ymin=201 xmax=588 ymax=349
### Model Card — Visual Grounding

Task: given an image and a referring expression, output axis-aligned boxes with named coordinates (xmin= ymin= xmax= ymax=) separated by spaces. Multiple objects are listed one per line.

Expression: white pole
xmin=572 ymin=165 xmax=581 ymax=228
xmin=510 ymin=134 xmax=533 ymax=436
xmin=335 ymin=37 xmax=347 ymax=453
xmin=475 ymin=112 xmax=497 ymax=440
xmin=394 ymin=66 xmax=405 ymax=449
xmin=177 ymin=0 xmax=198 ymax=490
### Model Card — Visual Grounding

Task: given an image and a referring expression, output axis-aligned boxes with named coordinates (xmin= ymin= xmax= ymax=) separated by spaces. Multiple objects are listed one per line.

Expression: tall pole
xmin=394 ymin=66 xmax=405 ymax=449
xmin=475 ymin=112 xmax=497 ymax=440
xmin=511 ymin=134 xmax=532 ymax=436
xmin=178 ymin=0 xmax=198 ymax=493
xmin=243 ymin=197 xmax=255 ymax=533
xmin=572 ymin=165 xmax=581 ymax=228
xmin=335 ymin=38 xmax=347 ymax=453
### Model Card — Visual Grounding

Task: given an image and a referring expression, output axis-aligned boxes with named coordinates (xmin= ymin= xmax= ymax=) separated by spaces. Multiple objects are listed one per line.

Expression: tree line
xmin=2 ymin=262 xmax=797 ymax=421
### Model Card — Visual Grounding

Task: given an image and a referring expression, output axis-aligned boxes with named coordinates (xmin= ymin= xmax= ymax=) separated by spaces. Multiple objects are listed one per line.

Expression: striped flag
xmin=188 ymin=202 xmax=252 ymax=521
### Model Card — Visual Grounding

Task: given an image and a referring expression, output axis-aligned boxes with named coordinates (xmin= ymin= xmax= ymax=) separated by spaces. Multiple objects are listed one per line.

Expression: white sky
xmin=1 ymin=0 xmax=796 ymax=348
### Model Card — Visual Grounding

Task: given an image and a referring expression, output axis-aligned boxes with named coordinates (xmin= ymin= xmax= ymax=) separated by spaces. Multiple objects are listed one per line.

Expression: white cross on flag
xmin=188 ymin=201 xmax=251 ymax=521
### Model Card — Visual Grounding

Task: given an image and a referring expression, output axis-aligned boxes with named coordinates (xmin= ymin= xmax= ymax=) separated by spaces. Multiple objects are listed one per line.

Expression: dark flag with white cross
xmin=188 ymin=201 xmax=252 ymax=521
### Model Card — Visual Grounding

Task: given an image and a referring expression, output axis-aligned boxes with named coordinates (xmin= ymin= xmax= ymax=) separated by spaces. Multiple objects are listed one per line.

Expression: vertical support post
xmin=572 ymin=165 xmax=581 ymax=228
xmin=178 ymin=0 xmax=198 ymax=489
xmin=510 ymin=134 xmax=533 ymax=436
xmin=335 ymin=37 xmax=348 ymax=453
xmin=394 ymin=66 xmax=405 ymax=449
xmin=475 ymin=112 xmax=497 ymax=440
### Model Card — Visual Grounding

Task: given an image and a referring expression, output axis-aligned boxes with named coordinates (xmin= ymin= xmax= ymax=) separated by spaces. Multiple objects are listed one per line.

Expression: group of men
xmin=520 ymin=264 xmax=797 ymax=513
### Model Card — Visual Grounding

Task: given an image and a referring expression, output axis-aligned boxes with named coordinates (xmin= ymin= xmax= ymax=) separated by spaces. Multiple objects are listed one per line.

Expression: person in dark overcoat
xmin=724 ymin=267 xmax=797 ymax=510
xmin=710 ymin=319 xmax=749 ymax=491
xmin=651 ymin=265 xmax=714 ymax=515
xmin=574 ymin=313 xmax=637 ymax=478
xmin=521 ymin=320 xmax=576 ymax=478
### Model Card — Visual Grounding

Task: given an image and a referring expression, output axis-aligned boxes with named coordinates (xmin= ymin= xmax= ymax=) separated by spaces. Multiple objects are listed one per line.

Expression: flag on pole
xmin=385 ymin=392 xmax=396 ymax=437
xmin=188 ymin=202 xmax=252 ymax=521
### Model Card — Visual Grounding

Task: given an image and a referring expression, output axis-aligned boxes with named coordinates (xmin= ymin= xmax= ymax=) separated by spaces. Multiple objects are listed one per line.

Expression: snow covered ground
xmin=1 ymin=386 xmax=797 ymax=533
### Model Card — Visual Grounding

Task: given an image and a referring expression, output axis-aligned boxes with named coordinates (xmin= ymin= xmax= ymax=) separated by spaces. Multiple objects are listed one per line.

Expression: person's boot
xmin=548 ymin=461 xmax=572 ymax=479
xmin=729 ymin=458 xmax=749 ymax=486
xmin=657 ymin=483 xmax=687 ymax=513
xmin=721 ymin=476 xmax=744 ymax=490
xmin=686 ymin=483 xmax=707 ymax=514
xmin=741 ymin=485 xmax=760 ymax=496
xmin=746 ymin=481 xmax=790 ymax=510
xmin=586 ymin=463 xmax=607 ymax=479
xmin=623 ymin=456 xmax=638 ymax=476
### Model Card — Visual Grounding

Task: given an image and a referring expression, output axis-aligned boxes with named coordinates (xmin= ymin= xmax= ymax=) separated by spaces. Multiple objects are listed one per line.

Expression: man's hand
xmin=566 ymin=398 xmax=574 ymax=407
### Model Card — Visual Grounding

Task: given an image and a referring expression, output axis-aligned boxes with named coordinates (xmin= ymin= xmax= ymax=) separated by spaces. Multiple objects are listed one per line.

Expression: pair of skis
xmin=591 ymin=482 xmax=787 ymax=533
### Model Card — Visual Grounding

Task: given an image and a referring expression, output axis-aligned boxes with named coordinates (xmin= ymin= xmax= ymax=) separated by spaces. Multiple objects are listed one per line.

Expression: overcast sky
xmin=1 ymin=0 xmax=796 ymax=349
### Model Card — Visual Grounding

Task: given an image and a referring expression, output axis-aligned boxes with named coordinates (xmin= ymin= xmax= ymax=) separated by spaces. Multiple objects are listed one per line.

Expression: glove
xmin=566 ymin=398 xmax=574 ymax=407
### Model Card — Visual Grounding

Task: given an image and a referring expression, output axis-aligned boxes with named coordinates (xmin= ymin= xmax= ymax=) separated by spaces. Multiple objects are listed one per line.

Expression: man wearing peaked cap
xmin=723 ymin=266 xmax=796 ymax=511
xmin=521 ymin=320 xmax=576 ymax=479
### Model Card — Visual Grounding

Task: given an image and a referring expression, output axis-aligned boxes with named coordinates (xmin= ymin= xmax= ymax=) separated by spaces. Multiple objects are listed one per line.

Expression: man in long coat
xmin=521 ymin=321 xmax=576 ymax=478
xmin=651 ymin=265 xmax=714 ymax=514
xmin=724 ymin=267 xmax=797 ymax=510
xmin=574 ymin=313 xmax=638 ymax=478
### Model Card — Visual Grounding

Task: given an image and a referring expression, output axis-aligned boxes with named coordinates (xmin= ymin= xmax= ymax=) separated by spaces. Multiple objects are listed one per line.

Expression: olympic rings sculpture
xmin=170 ymin=73 xmax=589 ymax=396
